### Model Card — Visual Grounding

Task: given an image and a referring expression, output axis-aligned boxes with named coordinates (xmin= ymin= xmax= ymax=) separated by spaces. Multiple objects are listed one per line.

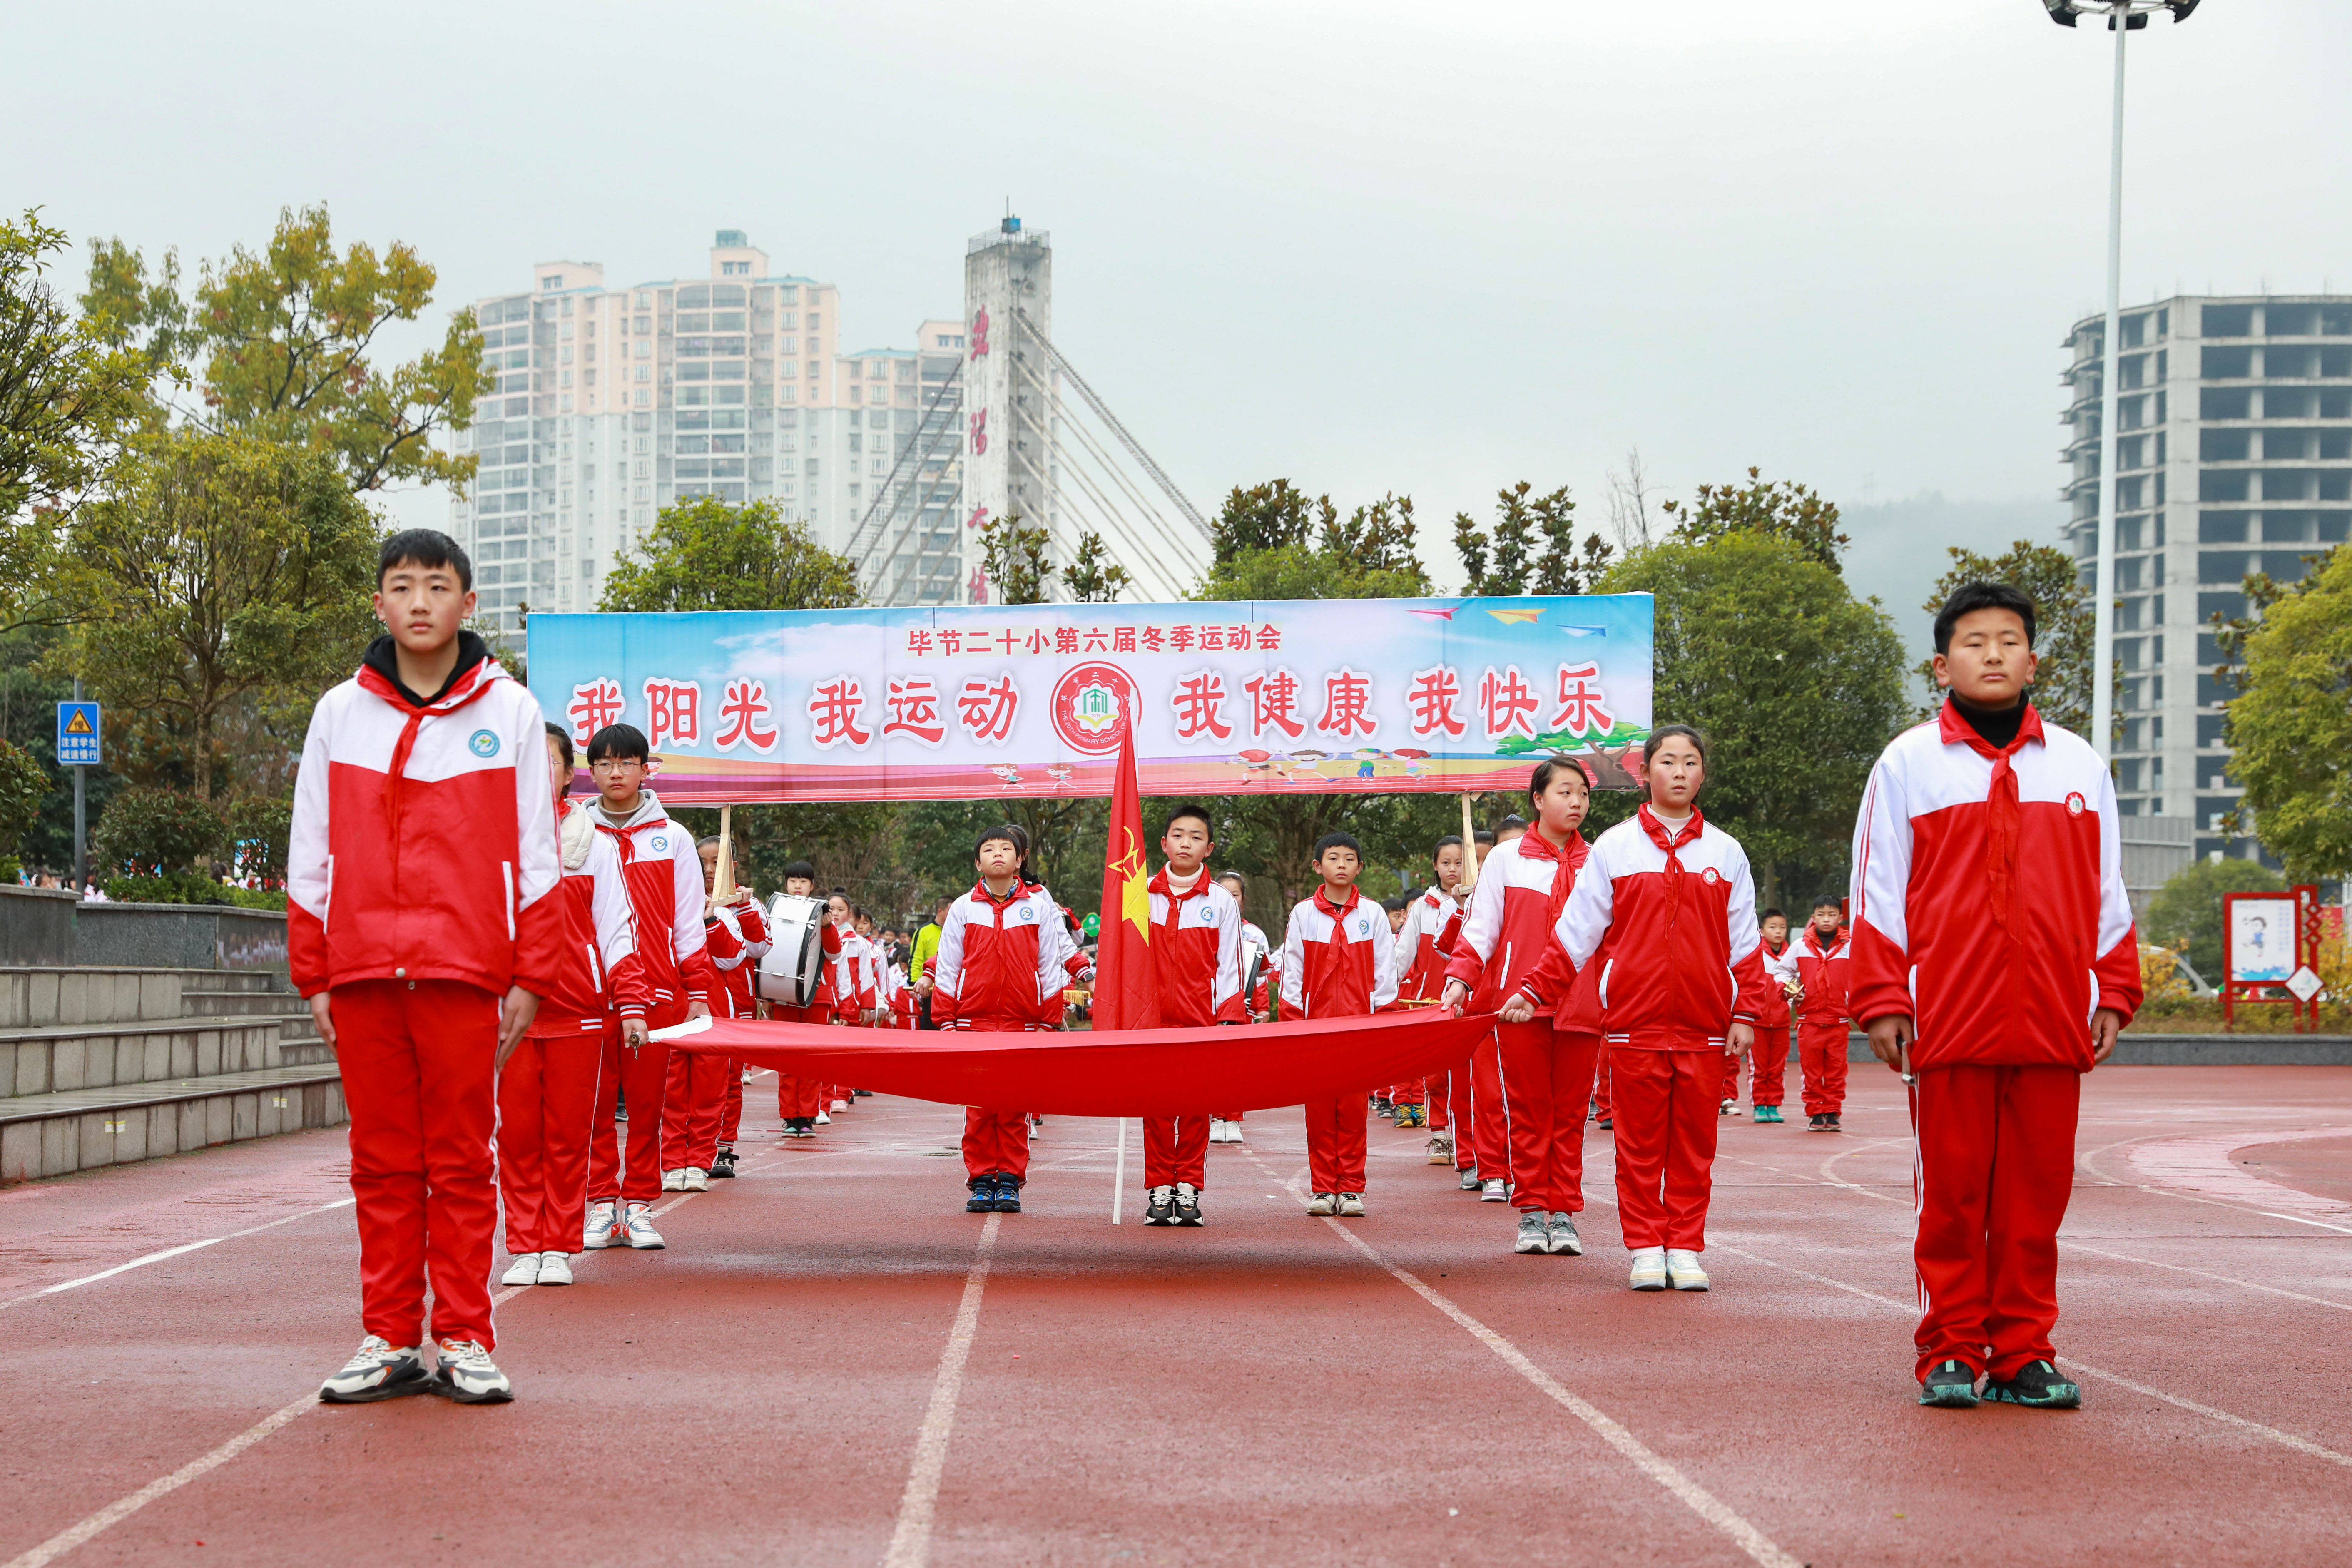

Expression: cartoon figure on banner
xmin=2229 ymin=897 xmax=2294 ymax=983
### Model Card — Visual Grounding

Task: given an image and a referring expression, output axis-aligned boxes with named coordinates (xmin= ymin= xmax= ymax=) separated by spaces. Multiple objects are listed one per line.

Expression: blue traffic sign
xmin=57 ymin=702 xmax=101 ymax=767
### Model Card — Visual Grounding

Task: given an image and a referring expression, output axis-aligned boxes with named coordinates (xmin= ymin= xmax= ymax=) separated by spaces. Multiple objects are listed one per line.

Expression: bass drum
xmin=1241 ymin=929 xmax=1270 ymax=1012
xmin=757 ymin=894 xmax=826 ymax=1008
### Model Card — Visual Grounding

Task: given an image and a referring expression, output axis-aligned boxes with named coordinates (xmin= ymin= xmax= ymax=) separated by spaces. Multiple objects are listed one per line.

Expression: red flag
xmin=1093 ymin=718 xmax=1160 ymax=1032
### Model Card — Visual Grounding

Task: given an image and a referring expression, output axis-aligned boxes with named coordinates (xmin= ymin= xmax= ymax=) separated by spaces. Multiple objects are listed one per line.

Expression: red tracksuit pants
xmin=667 ymin=1045 xmax=734 ymax=1171
xmin=1305 ymin=1093 xmax=1369 ymax=1194
xmin=1144 ymin=1115 xmax=1209 ymax=1189
xmin=497 ymin=1025 xmax=606 ymax=1255
xmin=1428 ymin=1055 xmax=1463 ymax=1132
xmin=589 ymin=1005 xmax=683 ymax=1205
xmin=1388 ymin=1078 xmax=1425 ymax=1108
xmin=334 ymin=979 xmax=502 ymax=1350
xmin=771 ymin=1003 xmax=826 ymax=1120
xmin=718 ymin=1060 xmax=745 ymax=1145
xmin=1498 ymin=1021 xmax=1601 ymax=1214
xmin=1610 ymin=1045 xmax=1728 ymax=1251
xmin=963 ymin=1108 xmax=1030 ymax=1185
xmin=1799 ymin=1020 xmax=1849 ymax=1115
xmin=1911 ymin=1064 xmax=2080 ymax=1381
xmin=1460 ymin=1032 xmax=1508 ymax=1175
xmin=1592 ymin=1037 xmax=1615 ymax=1121
xmin=1740 ymin=1022 xmax=1790 ymax=1105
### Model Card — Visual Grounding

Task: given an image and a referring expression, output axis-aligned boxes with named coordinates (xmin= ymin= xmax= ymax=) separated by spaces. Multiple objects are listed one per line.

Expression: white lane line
xmin=0 ymin=1394 xmax=313 ymax=1568
xmin=1703 ymin=1237 xmax=2352 ymax=1471
xmin=882 ymin=1212 xmax=1002 ymax=1568
xmin=2056 ymin=1240 xmax=2352 ymax=1314
xmin=0 ymin=1197 xmax=358 ymax=1313
xmin=1249 ymin=1155 xmax=1801 ymax=1568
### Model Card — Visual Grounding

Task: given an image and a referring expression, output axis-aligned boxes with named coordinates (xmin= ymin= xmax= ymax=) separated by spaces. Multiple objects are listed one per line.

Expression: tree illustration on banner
xmin=1094 ymin=712 xmax=1160 ymax=1032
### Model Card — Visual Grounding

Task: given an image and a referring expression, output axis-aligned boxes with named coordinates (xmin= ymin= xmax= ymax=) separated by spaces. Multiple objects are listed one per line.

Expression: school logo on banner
xmin=1050 ymin=662 xmax=1136 ymax=755
xmin=468 ymin=729 xmax=500 ymax=758
xmin=2066 ymin=792 xmax=2086 ymax=816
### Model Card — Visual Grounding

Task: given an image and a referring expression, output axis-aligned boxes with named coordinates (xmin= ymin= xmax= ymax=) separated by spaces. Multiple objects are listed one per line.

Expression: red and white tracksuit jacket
xmin=705 ymin=899 xmax=771 ymax=1020
xmin=1848 ymin=699 xmax=2143 ymax=1380
xmin=1739 ymin=938 xmax=1797 ymax=1104
xmin=591 ymin=792 xmax=714 ymax=1019
xmin=1143 ymin=868 xmax=1245 ymax=1189
xmin=1791 ymin=925 xmax=1852 ymax=1114
xmin=1393 ymin=886 xmax=1464 ymax=1002
xmin=1282 ymin=887 xmax=1396 ymax=1194
xmin=1521 ymin=805 xmax=1768 ymax=1252
xmin=288 ymin=637 xmax=561 ymax=1351
xmin=933 ymin=880 xmax=1079 ymax=1183
xmin=535 ymin=798 xmax=651 ymax=1036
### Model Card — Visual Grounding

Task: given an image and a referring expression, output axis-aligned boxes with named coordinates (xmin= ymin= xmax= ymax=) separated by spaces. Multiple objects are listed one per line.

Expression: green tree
xmin=1063 ymin=528 xmax=1133 ymax=603
xmin=1452 ymin=482 xmax=1615 ymax=596
xmin=600 ymin=495 xmax=860 ymax=612
xmin=1918 ymin=540 xmax=2097 ymax=734
xmin=1660 ymin=467 xmax=1848 ymax=572
xmin=50 ymin=431 xmax=379 ymax=801
xmin=1199 ymin=481 xmax=1430 ymax=602
xmin=1 ymin=212 xmax=149 ymax=631
xmin=93 ymin=784 xmax=228 ymax=875
xmin=2217 ymin=544 xmax=2351 ymax=879
xmin=1598 ymin=532 xmax=1908 ymax=906
xmin=974 ymin=513 xmax=1053 ymax=606
xmin=2143 ymin=856 xmax=2287 ymax=982
xmin=80 ymin=203 xmax=494 ymax=496
xmin=0 ymin=736 xmax=47 ymax=879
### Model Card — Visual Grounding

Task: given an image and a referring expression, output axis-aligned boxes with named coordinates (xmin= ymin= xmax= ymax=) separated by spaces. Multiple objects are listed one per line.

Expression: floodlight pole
xmin=2089 ymin=7 xmax=2128 ymax=762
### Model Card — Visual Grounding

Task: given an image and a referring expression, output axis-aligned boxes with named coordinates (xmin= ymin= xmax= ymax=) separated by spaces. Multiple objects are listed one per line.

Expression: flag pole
xmin=1111 ymin=1118 xmax=1126 ymax=1223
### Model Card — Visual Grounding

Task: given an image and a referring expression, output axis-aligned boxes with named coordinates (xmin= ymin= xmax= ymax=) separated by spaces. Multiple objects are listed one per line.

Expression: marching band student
xmin=296 ymin=529 xmax=560 ymax=1405
xmin=696 ymin=836 xmax=769 ymax=1177
xmin=931 ymin=825 xmax=1083 ymax=1214
xmin=1210 ymin=869 xmax=1269 ymax=1145
xmin=1444 ymin=761 xmax=1605 ymax=1258
xmin=1372 ymin=896 xmax=1412 ymax=1124
xmin=1505 ymin=725 xmax=1767 ymax=1292
xmin=580 ymin=724 xmax=713 ymax=1249
xmin=1281 ymin=832 xmax=1397 ymax=1217
xmin=1142 ymin=805 xmax=1247 ymax=1226
xmin=1738 ymin=908 xmax=1797 ymax=1123
xmin=1794 ymin=896 xmax=1854 ymax=1130
xmin=500 ymin=724 xmax=651 ymax=1290
xmin=772 ymin=861 xmax=840 ymax=1138
xmin=1850 ymin=582 xmax=2139 ymax=1411
xmin=1399 ymin=837 xmax=1467 ymax=1161
xmin=813 ymin=892 xmax=867 ymax=1122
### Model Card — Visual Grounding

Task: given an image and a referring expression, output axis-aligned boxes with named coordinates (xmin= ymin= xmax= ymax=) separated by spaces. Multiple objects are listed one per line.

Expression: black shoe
xmin=1984 ymin=1359 xmax=2081 ymax=1409
xmin=1372 ymin=1097 xmax=1395 ymax=1120
xmin=1824 ymin=1111 xmax=1842 ymax=1130
xmin=1918 ymin=1359 xmax=1981 ymax=1408
xmin=1807 ymin=1113 xmax=1829 ymax=1130
xmin=1172 ymin=1183 xmax=1203 ymax=1225
xmin=1144 ymin=1185 xmax=1176 ymax=1225
xmin=966 ymin=1176 xmax=997 ymax=1214
xmin=710 ymin=1148 xmax=738 ymax=1178
xmin=991 ymin=1178 xmax=1023 ymax=1213
xmin=854 ymin=1089 xmax=873 ymax=1097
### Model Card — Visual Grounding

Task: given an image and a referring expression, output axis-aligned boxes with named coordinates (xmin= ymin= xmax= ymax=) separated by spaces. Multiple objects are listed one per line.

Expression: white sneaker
xmin=1547 ymin=1212 xmax=1585 ymax=1257
xmin=1208 ymin=1118 xmax=1229 ymax=1143
xmin=431 ymin=1338 xmax=513 ymax=1404
xmin=1337 ymin=1192 xmax=1365 ymax=1217
xmin=1480 ymin=1177 xmax=1508 ymax=1202
xmin=1227 ymin=1121 xmax=1244 ymax=1142
xmin=318 ymin=1334 xmax=429 ymax=1403
xmin=661 ymin=1169 xmax=686 ymax=1192
xmin=815 ymin=1111 xmax=831 ymax=1125
xmin=583 ymin=1202 xmax=618 ymax=1249
xmin=1514 ymin=1211 xmax=1549 ymax=1254
xmin=1629 ymin=1247 xmax=1669 ymax=1290
xmin=683 ymin=1167 xmax=709 ymax=1192
xmin=1305 ymin=1192 xmax=1337 ymax=1216
xmin=623 ymin=1202 xmax=666 ymax=1249
xmin=499 ymin=1252 xmax=542 ymax=1287
xmin=536 ymin=1252 xmax=575 ymax=1285
xmin=1665 ymin=1249 xmax=1711 ymax=1291
xmin=829 ymin=1098 xmax=849 ymax=1112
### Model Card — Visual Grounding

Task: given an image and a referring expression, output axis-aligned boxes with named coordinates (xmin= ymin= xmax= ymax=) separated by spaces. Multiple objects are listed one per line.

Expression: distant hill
xmin=1839 ymin=494 xmax=2070 ymax=672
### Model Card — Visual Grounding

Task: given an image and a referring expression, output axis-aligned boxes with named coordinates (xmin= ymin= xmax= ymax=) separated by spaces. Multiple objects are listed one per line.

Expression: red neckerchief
xmin=1937 ymin=698 xmax=2045 ymax=937
xmin=1513 ymin=827 xmax=1589 ymax=926
xmin=1148 ymin=866 xmax=1210 ymax=936
xmin=1802 ymin=926 xmax=1845 ymax=961
xmin=1312 ymin=884 xmax=1360 ymax=930
xmin=1636 ymin=803 xmax=1704 ymax=931
xmin=355 ymin=657 xmax=501 ymax=846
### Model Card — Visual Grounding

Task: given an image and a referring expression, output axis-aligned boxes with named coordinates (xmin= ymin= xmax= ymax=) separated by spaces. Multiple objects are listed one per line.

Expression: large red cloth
xmin=655 ymin=1010 xmax=1496 ymax=1118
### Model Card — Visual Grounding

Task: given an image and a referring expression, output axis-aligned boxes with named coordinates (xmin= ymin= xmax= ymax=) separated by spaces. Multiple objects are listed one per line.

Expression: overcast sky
xmin=12 ymin=0 xmax=2347 ymax=638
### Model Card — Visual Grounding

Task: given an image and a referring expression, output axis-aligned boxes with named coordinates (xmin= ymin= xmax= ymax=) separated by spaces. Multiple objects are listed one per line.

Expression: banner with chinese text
xmin=525 ymin=594 xmax=1653 ymax=804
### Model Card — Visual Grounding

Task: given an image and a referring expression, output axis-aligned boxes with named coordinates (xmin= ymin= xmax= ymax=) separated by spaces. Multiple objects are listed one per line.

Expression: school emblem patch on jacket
xmin=1018 ymin=905 xmax=1037 ymax=922
xmin=650 ymin=833 xmax=670 ymax=853
xmin=468 ymin=729 xmax=500 ymax=758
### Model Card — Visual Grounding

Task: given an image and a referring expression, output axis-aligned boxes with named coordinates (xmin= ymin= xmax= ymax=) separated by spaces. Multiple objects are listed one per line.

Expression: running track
xmin=2 ymin=1066 xmax=2348 ymax=1567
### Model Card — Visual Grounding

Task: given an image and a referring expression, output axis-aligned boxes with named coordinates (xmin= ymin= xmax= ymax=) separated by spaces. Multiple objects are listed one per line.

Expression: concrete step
xmin=0 ymin=1063 xmax=346 ymax=1182
xmin=280 ymin=1040 xmax=335 ymax=1068
xmin=181 ymin=988 xmax=311 ymax=1019
xmin=0 ymin=968 xmax=195 ymax=1029
xmin=0 ymin=1017 xmax=290 ymax=1097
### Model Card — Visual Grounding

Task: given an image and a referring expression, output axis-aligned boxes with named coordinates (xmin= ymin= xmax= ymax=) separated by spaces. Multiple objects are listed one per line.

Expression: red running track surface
xmin=0 ymin=1064 xmax=2348 ymax=1566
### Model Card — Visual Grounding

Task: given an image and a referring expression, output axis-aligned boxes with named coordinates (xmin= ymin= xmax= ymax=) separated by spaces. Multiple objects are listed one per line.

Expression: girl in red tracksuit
xmin=1792 ymin=898 xmax=1853 ymax=1128
xmin=1444 ymin=760 xmax=1605 ymax=1260
xmin=1509 ymin=725 xmax=1767 ymax=1294
xmin=1142 ymin=805 xmax=1247 ymax=1227
xmin=1280 ymin=831 xmax=1397 ymax=1216
xmin=1852 ymin=583 xmax=2140 ymax=1411
xmin=931 ymin=825 xmax=1082 ymax=1214
xmin=1396 ymin=839 xmax=1466 ymax=1155
xmin=498 ymin=723 xmax=651 ymax=1291
xmin=697 ymin=836 xmax=769 ymax=1178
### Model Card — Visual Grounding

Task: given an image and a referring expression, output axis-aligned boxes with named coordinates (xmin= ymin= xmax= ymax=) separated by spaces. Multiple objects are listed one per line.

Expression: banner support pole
xmin=1111 ymin=1117 xmax=1126 ymax=1224
xmin=1457 ymin=793 xmax=1478 ymax=893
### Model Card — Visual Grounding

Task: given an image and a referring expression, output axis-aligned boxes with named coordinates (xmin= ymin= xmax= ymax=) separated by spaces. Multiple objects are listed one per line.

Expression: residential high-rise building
xmin=2061 ymin=293 xmax=2352 ymax=869
xmin=447 ymin=231 xmax=962 ymax=629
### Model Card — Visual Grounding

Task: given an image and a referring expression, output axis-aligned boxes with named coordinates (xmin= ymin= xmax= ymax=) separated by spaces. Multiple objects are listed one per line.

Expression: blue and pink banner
xmin=524 ymin=594 xmax=1654 ymax=804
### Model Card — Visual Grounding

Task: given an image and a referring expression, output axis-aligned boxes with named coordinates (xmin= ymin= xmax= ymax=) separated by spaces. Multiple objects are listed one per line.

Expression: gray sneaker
xmin=1546 ymin=1212 xmax=1584 ymax=1256
xmin=319 ymin=1335 xmax=429 ymax=1404
xmin=1458 ymin=1167 xmax=1482 ymax=1192
xmin=1514 ymin=1211 xmax=1549 ymax=1254
xmin=430 ymin=1338 xmax=514 ymax=1404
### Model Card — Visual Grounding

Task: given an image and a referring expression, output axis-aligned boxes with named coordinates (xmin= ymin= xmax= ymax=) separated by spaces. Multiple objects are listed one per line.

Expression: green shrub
xmin=227 ymin=794 xmax=293 ymax=884
xmin=0 ymin=738 xmax=49 ymax=866
xmin=94 ymin=787 xmax=227 ymax=876
xmin=100 ymin=871 xmax=286 ymax=908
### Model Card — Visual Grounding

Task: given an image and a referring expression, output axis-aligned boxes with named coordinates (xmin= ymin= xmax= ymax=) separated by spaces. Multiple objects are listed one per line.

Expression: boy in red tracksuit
xmin=1209 ymin=870 xmax=1270 ymax=1145
xmin=1509 ymin=725 xmax=1767 ymax=1294
xmin=931 ymin=825 xmax=1082 ymax=1214
xmin=1738 ymin=909 xmax=1796 ymax=1123
xmin=1398 ymin=837 xmax=1466 ymax=1157
xmin=1445 ymin=761 xmax=1605 ymax=1259
xmin=293 ymin=529 xmax=561 ymax=1406
xmin=499 ymin=723 xmax=651 ymax=1292
xmin=1851 ymin=582 xmax=2140 ymax=1411
xmin=1793 ymin=897 xmax=1853 ymax=1129
xmin=580 ymin=724 xmax=714 ymax=1249
xmin=1142 ymin=805 xmax=1247 ymax=1226
xmin=771 ymin=861 xmax=841 ymax=1138
xmin=697 ymin=836 xmax=769 ymax=1178
xmin=1281 ymin=831 xmax=1397 ymax=1217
